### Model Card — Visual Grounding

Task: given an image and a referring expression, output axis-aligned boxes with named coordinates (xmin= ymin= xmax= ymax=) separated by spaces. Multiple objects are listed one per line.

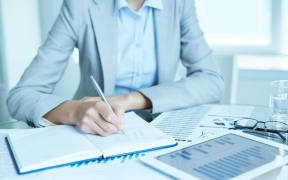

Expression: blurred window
xmin=196 ymin=0 xmax=271 ymax=46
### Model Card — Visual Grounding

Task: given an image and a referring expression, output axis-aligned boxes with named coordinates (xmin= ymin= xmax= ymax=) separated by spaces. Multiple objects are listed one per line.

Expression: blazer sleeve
xmin=139 ymin=0 xmax=225 ymax=114
xmin=7 ymin=0 xmax=79 ymax=127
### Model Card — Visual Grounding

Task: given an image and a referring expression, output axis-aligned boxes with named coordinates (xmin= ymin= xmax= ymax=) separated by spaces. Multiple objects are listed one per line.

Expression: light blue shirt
xmin=114 ymin=0 xmax=163 ymax=95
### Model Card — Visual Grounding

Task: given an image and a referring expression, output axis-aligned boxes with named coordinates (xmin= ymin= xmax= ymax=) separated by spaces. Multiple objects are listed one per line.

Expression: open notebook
xmin=6 ymin=112 xmax=177 ymax=174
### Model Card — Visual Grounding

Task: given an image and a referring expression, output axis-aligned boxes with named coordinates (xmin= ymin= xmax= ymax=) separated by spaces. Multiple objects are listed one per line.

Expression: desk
xmin=0 ymin=107 xmax=286 ymax=180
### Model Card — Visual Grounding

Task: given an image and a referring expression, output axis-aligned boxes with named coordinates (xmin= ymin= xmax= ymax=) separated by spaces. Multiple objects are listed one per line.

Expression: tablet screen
xmin=156 ymin=133 xmax=287 ymax=180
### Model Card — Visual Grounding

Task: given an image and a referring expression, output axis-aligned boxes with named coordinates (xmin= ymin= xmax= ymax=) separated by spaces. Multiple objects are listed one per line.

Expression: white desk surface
xmin=0 ymin=129 xmax=283 ymax=180
xmin=0 ymin=105 xmax=287 ymax=180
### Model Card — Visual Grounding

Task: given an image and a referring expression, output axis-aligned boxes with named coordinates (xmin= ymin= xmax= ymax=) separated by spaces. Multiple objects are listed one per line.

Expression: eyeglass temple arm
xmin=277 ymin=132 xmax=286 ymax=141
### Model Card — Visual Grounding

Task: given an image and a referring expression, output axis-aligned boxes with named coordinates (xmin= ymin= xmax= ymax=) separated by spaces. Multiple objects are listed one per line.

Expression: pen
xmin=90 ymin=75 xmax=125 ymax=134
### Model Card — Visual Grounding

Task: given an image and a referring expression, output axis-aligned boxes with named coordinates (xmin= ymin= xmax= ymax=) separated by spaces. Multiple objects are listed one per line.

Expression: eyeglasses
xmin=230 ymin=117 xmax=288 ymax=141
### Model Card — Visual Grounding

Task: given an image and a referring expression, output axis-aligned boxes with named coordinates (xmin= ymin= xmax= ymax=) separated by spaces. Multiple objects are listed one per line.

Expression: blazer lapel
xmin=89 ymin=0 xmax=118 ymax=95
xmin=154 ymin=2 xmax=173 ymax=84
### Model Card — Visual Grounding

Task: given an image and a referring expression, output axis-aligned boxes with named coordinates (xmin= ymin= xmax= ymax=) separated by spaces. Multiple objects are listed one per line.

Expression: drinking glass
xmin=270 ymin=80 xmax=288 ymax=142
xmin=270 ymin=80 xmax=288 ymax=120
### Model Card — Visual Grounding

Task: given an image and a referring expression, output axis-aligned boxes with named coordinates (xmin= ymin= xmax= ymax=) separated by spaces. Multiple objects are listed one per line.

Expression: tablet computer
xmin=141 ymin=131 xmax=288 ymax=180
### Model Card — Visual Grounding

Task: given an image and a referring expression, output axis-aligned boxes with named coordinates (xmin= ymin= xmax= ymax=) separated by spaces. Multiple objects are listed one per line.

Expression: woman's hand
xmin=44 ymin=91 xmax=152 ymax=136
xmin=72 ymin=97 xmax=125 ymax=136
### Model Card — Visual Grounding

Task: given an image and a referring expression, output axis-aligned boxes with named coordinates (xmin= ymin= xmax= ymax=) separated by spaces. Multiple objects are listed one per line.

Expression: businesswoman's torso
xmin=8 ymin=0 xmax=223 ymax=125
xmin=74 ymin=0 xmax=181 ymax=99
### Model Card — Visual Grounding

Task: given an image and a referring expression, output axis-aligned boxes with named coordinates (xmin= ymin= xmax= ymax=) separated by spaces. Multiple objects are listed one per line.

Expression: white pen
xmin=90 ymin=75 xmax=125 ymax=134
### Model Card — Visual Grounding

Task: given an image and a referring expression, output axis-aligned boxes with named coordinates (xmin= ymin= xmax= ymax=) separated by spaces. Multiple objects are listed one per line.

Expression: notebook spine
xmin=70 ymin=153 xmax=146 ymax=167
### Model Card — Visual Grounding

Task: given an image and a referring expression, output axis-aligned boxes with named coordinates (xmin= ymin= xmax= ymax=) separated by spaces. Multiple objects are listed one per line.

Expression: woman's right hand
xmin=72 ymin=97 xmax=125 ymax=136
xmin=44 ymin=91 xmax=151 ymax=136
xmin=44 ymin=98 xmax=125 ymax=136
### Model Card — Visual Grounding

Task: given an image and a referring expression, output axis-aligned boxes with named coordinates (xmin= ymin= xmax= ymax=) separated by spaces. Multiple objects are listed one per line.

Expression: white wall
xmin=1 ymin=0 xmax=42 ymax=89
xmin=237 ymin=70 xmax=288 ymax=107
xmin=215 ymin=54 xmax=238 ymax=104
xmin=0 ymin=1 xmax=6 ymax=123
xmin=0 ymin=1 xmax=5 ymax=85
xmin=0 ymin=1 xmax=7 ymax=123
xmin=281 ymin=0 xmax=288 ymax=54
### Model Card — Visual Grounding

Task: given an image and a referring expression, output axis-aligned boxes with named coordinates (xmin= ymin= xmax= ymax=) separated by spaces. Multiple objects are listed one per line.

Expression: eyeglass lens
xmin=265 ymin=122 xmax=288 ymax=131
xmin=236 ymin=119 xmax=288 ymax=132
xmin=235 ymin=119 xmax=258 ymax=128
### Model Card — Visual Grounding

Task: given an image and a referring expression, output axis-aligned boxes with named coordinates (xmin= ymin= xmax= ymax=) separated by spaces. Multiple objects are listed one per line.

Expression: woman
xmin=7 ymin=0 xmax=224 ymax=136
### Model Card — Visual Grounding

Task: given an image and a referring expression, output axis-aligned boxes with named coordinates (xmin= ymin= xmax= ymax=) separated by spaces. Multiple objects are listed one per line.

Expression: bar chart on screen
xmin=156 ymin=134 xmax=288 ymax=180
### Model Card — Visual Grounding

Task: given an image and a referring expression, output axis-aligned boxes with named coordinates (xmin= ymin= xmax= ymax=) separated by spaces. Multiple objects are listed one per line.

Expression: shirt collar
xmin=116 ymin=0 xmax=163 ymax=11
xmin=117 ymin=0 xmax=129 ymax=10
xmin=144 ymin=0 xmax=163 ymax=10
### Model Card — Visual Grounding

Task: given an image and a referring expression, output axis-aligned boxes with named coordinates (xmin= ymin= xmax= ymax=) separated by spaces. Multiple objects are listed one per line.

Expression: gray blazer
xmin=7 ymin=0 xmax=224 ymax=126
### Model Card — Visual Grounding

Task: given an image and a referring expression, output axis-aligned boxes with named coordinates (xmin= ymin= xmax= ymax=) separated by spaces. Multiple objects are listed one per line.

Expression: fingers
xmin=112 ymin=106 xmax=125 ymax=129
xmin=81 ymin=108 xmax=118 ymax=136
xmin=113 ymin=105 xmax=125 ymax=117
xmin=76 ymin=97 xmax=126 ymax=136
xmin=80 ymin=97 xmax=125 ymax=118
xmin=79 ymin=116 xmax=117 ymax=136
xmin=95 ymin=101 xmax=123 ymax=128
xmin=79 ymin=118 xmax=109 ymax=136
xmin=79 ymin=122 xmax=102 ymax=135
xmin=89 ymin=111 xmax=118 ymax=134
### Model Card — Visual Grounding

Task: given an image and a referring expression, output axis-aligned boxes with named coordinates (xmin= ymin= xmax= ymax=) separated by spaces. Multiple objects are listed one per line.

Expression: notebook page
xmin=1 ymin=129 xmax=52 ymax=178
xmin=0 ymin=130 xmax=152 ymax=180
xmin=1 ymin=132 xmax=170 ymax=180
xmin=85 ymin=112 xmax=175 ymax=157
xmin=1 ymin=133 xmax=20 ymax=177
xmin=8 ymin=125 xmax=102 ymax=173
